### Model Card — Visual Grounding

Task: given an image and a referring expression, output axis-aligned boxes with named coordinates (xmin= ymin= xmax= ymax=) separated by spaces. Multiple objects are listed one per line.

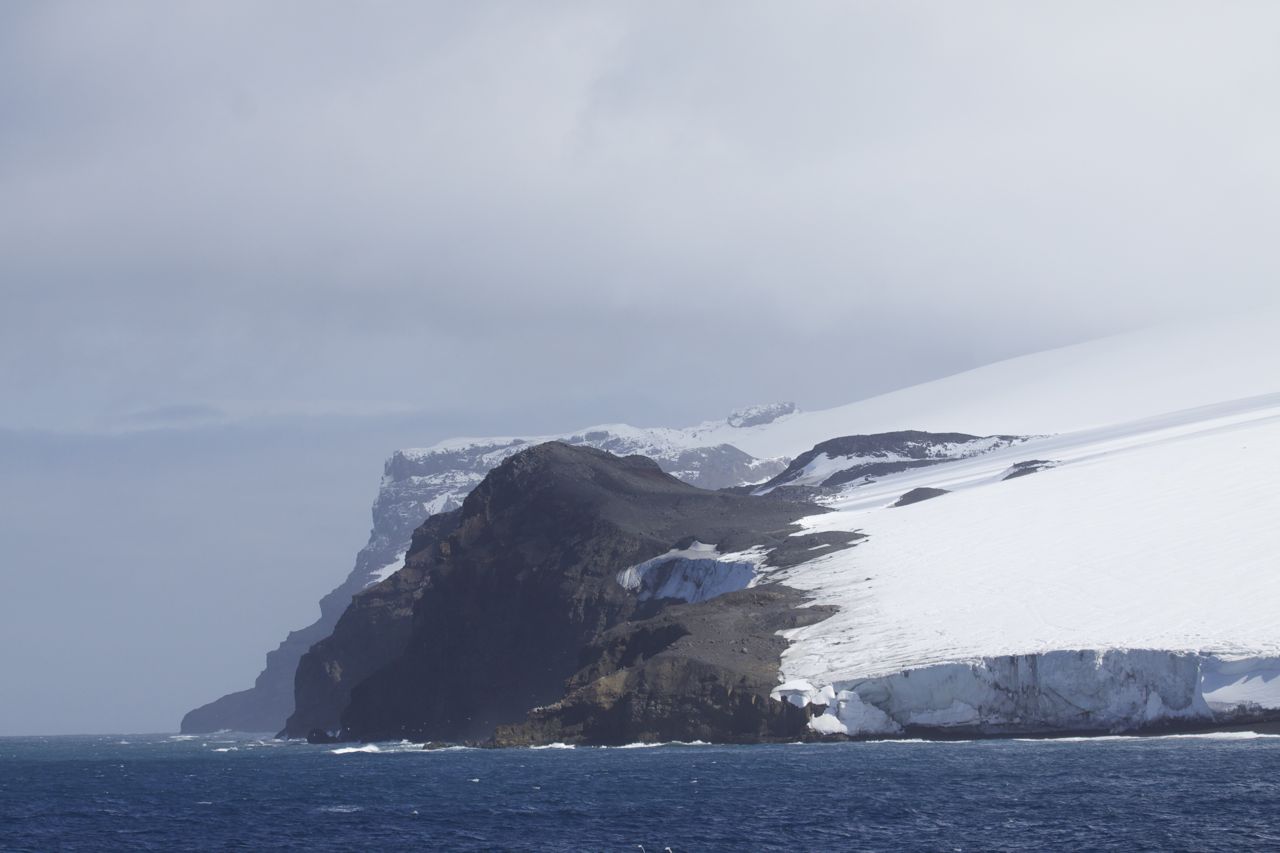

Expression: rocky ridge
xmin=181 ymin=406 xmax=793 ymax=733
xmin=285 ymin=442 xmax=852 ymax=743
xmin=754 ymin=431 xmax=1025 ymax=494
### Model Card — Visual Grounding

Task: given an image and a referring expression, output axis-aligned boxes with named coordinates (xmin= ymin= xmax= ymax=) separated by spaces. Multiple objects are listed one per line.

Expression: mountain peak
xmin=726 ymin=402 xmax=796 ymax=429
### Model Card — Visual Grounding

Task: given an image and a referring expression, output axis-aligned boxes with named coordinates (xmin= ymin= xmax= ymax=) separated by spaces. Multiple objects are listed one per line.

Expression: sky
xmin=2 ymin=1 xmax=1279 ymax=735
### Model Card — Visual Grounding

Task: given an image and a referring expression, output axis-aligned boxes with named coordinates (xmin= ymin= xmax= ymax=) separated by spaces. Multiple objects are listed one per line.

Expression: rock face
xmin=181 ymin=411 xmax=791 ymax=734
xmin=492 ymin=585 xmax=836 ymax=746
xmin=282 ymin=510 xmax=463 ymax=737
xmin=754 ymin=431 xmax=1024 ymax=493
xmin=285 ymin=442 xmax=826 ymax=742
xmin=179 ymin=459 xmax=435 ymax=734
xmin=1001 ymin=459 xmax=1058 ymax=480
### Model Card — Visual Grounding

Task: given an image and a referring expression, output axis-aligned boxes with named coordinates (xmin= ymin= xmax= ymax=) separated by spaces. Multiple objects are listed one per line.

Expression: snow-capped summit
xmin=726 ymin=402 xmax=797 ymax=429
xmin=397 ymin=404 xmax=801 ymax=475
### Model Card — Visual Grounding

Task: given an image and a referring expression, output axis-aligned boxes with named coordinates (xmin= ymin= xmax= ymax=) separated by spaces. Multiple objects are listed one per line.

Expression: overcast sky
xmin=3 ymin=1 xmax=1280 ymax=735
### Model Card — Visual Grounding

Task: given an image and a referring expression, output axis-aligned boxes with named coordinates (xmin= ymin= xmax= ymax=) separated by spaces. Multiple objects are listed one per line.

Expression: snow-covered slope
xmin=759 ymin=386 xmax=1280 ymax=735
xmin=680 ymin=312 xmax=1280 ymax=459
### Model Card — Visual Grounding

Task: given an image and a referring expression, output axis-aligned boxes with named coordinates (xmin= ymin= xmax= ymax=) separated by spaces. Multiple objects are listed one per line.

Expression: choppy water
xmin=3 ymin=733 xmax=1280 ymax=851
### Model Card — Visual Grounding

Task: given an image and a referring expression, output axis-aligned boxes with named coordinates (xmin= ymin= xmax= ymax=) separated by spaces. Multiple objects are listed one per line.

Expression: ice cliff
xmin=777 ymin=650 xmax=1280 ymax=737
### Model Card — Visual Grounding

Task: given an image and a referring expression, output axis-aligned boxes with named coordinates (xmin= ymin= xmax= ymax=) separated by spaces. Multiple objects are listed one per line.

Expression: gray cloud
xmin=4 ymin=1 xmax=1279 ymax=432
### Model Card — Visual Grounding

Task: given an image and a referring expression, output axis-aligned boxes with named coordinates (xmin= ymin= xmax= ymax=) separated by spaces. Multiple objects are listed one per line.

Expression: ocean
xmin=3 ymin=733 xmax=1279 ymax=851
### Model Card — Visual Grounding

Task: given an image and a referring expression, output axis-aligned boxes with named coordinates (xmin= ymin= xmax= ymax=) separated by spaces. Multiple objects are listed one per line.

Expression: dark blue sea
xmin=3 ymin=733 xmax=1280 ymax=851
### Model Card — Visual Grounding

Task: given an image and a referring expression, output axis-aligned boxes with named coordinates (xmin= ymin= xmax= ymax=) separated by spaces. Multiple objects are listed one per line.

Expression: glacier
xmin=762 ymin=384 xmax=1280 ymax=736
xmin=775 ymin=650 xmax=1280 ymax=737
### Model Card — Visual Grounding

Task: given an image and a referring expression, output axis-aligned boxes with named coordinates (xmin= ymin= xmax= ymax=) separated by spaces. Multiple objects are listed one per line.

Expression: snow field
xmin=767 ymin=394 xmax=1280 ymax=734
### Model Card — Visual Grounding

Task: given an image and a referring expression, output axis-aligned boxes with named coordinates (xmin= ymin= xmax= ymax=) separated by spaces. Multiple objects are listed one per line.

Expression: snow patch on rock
xmin=364 ymin=552 xmax=408 ymax=588
xmin=759 ymin=435 xmax=1023 ymax=494
xmin=617 ymin=542 xmax=765 ymax=604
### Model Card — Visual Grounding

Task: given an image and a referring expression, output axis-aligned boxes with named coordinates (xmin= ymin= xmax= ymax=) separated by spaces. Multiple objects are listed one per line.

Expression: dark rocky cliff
xmin=182 ymin=421 xmax=788 ymax=733
xmin=491 ymin=585 xmax=835 ymax=746
xmin=180 ymin=459 xmax=443 ymax=734
xmin=285 ymin=442 xmax=830 ymax=743
xmin=283 ymin=510 xmax=463 ymax=737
